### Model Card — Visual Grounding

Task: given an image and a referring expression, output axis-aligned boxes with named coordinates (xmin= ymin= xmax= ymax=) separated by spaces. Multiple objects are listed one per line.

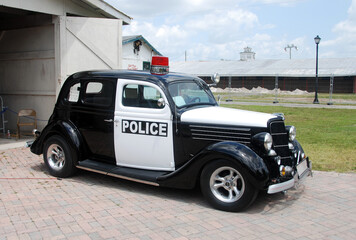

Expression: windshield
xmin=168 ymin=81 xmax=216 ymax=108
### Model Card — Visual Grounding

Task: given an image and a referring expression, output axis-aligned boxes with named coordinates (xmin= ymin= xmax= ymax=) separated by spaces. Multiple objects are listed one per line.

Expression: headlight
xmin=252 ymin=132 xmax=273 ymax=152
xmin=286 ymin=126 xmax=296 ymax=141
xmin=264 ymin=133 xmax=273 ymax=151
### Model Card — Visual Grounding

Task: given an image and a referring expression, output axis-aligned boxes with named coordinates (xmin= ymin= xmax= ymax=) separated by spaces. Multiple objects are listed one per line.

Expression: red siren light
xmin=150 ymin=56 xmax=169 ymax=75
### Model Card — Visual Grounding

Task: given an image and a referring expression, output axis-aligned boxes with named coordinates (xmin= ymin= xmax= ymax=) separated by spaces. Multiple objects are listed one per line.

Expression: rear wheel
xmin=43 ymin=135 xmax=77 ymax=178
xmin=200 ymin=160 xmax=257 ymax=212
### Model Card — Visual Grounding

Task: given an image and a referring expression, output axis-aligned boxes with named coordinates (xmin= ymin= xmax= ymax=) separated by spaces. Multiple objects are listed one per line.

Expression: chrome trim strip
xmin=192 ymin=137 xmax=250 ymax=144
xmin=190 ymin=125 xmax=251 ymax=132
xmin=191 ymin=129 xmax=251 ymax=136
xmin=76 ymin=166 xmax=160 ymax=187
xmin=191 ymin=133 xmax=250 ymax=141
xmin=271 ymin=133 xmax=288 ymax=136
xmin=274 ymin=144 xmax=289 ymax=148
xmin=76 ymin=165 xmax=108 ymax=175
xmin=107 ymin=173 xmax=159 ymax=186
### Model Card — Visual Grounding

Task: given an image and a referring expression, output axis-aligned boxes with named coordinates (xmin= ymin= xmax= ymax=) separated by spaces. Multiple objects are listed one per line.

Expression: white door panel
xmin=114 ymin=79 xmax=174 ymax=171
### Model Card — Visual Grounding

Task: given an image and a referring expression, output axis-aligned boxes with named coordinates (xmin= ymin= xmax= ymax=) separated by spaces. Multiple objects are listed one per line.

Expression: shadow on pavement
xmin=30 ymin=162 xmax=306 ymax=213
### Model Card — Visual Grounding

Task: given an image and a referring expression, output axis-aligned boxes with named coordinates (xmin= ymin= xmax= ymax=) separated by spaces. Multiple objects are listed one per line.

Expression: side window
xmin=143 ymin=86 xmax=161 ymax=101
xmin=86 ymin=82 xmax=103 ymax=94
xmin=122 ymin=84 xmax=139 ymax=107
xmin=68 ymin=83 xmax=80 ymax=103
xmin=82 ymin=81 xmax=114 ymax=107
xmin=122 ymin=84 xmax=164 ymax=109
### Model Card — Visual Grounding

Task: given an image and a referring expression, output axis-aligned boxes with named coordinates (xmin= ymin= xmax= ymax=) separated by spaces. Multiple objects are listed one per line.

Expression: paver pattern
xmin=0 ymin=147 xmax=355 ymax=240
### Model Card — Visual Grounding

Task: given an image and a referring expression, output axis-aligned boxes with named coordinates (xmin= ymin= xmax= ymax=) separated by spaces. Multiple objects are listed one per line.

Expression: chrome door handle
xmin=104 ymin=119 xmax=119 ymax=123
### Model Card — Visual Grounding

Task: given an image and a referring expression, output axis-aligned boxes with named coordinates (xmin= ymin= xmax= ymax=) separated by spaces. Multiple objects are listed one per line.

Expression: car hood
xmin=180 ymin=106 xmax=277 ymax=128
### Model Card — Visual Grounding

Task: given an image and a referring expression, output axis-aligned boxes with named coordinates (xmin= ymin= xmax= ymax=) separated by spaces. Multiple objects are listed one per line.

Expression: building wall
xmin=201 ymin=76 xmax=355 ymax=93
xmin=122 ymin=42 xmax=157 ymax=70
xmin=0 ymin=24 xmax=56 ymax=132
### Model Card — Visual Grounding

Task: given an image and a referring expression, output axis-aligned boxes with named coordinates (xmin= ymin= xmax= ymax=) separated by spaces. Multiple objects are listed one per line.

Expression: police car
xmin=30 ymin=56 xmax=312 ymax=212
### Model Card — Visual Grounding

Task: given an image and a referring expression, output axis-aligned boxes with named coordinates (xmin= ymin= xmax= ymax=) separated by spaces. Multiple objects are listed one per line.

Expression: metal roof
xmin=170 ymin=58 xmax=356 ymax=77
xmin=123 ymin=35 xmax=162 ymax=56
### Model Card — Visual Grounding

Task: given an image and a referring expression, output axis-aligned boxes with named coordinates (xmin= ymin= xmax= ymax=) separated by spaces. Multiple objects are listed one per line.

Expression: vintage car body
xmin=31 ymin=62 xmax=312 ymax=212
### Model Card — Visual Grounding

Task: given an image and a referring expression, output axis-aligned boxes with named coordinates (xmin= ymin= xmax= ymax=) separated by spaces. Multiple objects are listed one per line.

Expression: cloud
xmin=111 ymin=0 xmax=353 ymax=60
xmin=187 ymin=9 xmax=258 ymax=31
xmin=121 ymin=2 xmax=262 ymax=60
xmin=246 ymin=0 xmax=305 ymax=7
xmin=324 ymin=0 xmax=356 ymax=57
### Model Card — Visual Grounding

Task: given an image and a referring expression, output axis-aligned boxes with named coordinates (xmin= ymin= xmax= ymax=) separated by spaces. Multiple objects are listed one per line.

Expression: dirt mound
xmin=210 ymin=87 xmax=310 ymax=95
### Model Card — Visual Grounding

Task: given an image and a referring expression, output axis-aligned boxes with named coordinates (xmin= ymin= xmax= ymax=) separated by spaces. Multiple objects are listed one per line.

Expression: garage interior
xmin=0 ymin=6 xmax=55 ymax=137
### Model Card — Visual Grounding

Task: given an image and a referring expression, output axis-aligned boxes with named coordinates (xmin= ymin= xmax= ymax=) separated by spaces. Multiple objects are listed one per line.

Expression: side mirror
xmin=157 ymin=98 xmax=166 ymax=108
xmin=208 ymin=72 xmax=220 ymax=87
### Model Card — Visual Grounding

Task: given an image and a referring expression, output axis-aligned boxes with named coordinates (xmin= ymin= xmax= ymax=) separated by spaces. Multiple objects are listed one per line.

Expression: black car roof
xmin=71 ymin=70 xmax=203 ymax=85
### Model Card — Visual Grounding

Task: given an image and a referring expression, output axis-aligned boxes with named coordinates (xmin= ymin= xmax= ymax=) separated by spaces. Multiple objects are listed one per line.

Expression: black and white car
xmin=30 ymin=56 xmax=312 ymax=212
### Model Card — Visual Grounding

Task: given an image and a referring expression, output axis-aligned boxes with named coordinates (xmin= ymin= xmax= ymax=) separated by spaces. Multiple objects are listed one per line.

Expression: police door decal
xmin=122 ymin=120 xmax=167 ymax=137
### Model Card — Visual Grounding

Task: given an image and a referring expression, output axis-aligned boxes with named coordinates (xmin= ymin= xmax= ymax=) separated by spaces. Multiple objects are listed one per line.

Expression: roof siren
xmin=151 ymin=56 xmax=169 ymax=75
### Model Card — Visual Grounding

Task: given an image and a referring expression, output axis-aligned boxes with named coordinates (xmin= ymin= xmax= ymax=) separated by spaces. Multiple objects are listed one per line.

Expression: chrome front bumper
xmin=267 ymin=159 xmax=312 ymax=194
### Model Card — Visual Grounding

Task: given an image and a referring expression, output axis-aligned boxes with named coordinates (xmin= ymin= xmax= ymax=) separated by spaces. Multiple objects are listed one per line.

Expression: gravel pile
xmin=210 ymin=86 xmax=310 ymax=95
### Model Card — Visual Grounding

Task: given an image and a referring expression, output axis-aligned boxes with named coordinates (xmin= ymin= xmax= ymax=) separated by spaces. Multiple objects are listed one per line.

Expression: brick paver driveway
xmin=1 ymin=147 xmax=355 ymax=239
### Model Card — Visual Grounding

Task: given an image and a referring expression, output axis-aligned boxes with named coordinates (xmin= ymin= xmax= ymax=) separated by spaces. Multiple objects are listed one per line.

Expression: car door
xmin=67 ymin=78 xmax=116 ymax=164
xmin=114 ymin=79 xmax=175 ymax=171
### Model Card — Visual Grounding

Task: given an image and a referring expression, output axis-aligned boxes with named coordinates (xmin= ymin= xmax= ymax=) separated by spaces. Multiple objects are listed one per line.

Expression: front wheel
xmin=43 ymin=135 xmax=77 ymax=178
xmin=200 ymin=160 xmax=258 ymax=212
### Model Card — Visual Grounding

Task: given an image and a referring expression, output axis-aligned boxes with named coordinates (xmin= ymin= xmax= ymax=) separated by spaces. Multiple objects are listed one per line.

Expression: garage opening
xmin=0 ymin=6 xmax=55 ymax=137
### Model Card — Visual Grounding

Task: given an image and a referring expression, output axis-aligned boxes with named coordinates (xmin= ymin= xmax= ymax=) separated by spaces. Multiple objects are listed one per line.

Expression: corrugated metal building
xmin=170 ymin=58 xmax=356 ymax=93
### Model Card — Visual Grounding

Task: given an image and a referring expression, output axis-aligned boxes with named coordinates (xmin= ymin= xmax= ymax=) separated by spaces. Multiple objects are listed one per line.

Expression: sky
xmin=105 ymin=0 xmax=356 ymax=62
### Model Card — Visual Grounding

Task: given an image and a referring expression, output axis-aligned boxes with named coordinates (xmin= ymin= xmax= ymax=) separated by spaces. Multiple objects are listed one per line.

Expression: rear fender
xmin=158 ymin=142 xmax=269 ymax=189
xmin=30 ymin=120 xmax=86 ymax=160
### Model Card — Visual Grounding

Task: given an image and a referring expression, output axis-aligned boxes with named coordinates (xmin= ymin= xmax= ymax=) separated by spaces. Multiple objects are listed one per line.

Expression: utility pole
xmin=284 ymin=44 xmax=298 ymax=59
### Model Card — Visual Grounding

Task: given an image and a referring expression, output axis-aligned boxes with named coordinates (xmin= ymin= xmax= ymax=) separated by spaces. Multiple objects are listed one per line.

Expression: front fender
xmin=158 ymin=141 xmax=269 ymax=190
xmin=292 ymin=139 xmax=305 ymax=153
xmin=30 ymin=120 xmax=86 ymax=159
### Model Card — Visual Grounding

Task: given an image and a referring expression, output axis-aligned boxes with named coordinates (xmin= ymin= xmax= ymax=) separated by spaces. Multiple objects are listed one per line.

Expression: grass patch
xmin=215 ymin=93 xmax=356 ymax=105
xmin=221 ymin=104 xmax=356 ymax=173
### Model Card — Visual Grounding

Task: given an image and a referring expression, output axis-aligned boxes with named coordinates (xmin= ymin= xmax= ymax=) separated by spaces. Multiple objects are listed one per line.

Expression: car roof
xmin=70 ymin=70 xmax=203 ymax=85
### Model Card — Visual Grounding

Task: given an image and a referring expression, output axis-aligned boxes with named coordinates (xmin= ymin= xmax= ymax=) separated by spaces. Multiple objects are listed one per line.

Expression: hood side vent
xmin=189 ymin=125 xmax=251 ymax=144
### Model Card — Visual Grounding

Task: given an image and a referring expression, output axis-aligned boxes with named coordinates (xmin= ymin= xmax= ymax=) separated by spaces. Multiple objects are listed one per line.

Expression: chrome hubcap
xmin=47 ymin=144 xmax=65 ymax=170
xmin=209 ymin=166 xmax=245 ymax=203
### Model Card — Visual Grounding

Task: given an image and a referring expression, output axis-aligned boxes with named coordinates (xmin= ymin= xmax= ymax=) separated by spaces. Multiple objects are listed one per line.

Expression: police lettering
xmin=122 ymin=120 xmax=167 ymax=137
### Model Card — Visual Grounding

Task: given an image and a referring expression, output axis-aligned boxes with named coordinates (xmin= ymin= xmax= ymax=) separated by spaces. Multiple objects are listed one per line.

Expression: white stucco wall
xmin=122 ymin=41 xmax=158 ymax=70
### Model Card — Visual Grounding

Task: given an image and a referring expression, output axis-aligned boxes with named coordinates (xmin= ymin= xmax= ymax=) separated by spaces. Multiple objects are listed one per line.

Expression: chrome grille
xmin=189 ymin=125 xmax=251 ymax=144
xmin=269 ymin=121 xmax=290 ymax=159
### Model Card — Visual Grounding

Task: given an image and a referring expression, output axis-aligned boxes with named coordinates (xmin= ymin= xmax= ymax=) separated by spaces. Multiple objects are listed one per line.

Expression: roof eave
xmin=123 ymin=35 xmax=162 ymax=56
xmin=80 ymin=0 xmax=132 ymax=24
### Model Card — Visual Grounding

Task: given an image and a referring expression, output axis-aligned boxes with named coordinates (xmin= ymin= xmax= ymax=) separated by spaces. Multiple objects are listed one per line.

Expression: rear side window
xmin=122 ymin=84 xmax=164 ymax=109
xmin=68 ymin=83 xmax=80 ymax=103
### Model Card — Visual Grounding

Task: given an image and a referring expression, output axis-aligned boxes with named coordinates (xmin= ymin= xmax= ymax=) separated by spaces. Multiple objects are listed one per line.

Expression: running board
xmin=77 ymin=159 xmax=169 ymax=187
